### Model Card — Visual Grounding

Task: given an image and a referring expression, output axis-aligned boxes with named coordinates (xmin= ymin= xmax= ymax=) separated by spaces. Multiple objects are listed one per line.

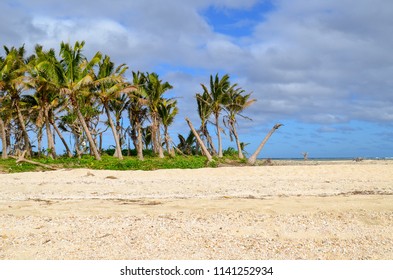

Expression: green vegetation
xmin=0 ymin=153 xmax=246 ymax=173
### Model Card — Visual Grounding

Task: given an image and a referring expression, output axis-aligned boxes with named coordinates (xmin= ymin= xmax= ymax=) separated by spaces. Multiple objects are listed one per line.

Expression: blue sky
xmin=1 ymin=0 xmax=393 ymax=158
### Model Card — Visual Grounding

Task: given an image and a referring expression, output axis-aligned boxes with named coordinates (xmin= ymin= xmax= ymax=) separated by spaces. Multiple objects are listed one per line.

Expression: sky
xmin=1 ymin=0 xmax=393 ymax=158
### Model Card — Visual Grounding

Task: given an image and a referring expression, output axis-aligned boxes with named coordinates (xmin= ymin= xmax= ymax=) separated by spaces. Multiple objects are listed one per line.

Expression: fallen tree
xmin=10 ymin=150 xmax=58 ymax=170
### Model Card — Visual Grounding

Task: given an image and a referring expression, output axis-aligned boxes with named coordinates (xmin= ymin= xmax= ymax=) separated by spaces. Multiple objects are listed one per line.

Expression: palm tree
xmin=26 ymin=45 xmax=65 ymax=158
xmin=196 ymin=91 xmax=216 ymax=155
xmin=224 ymin=87 xmax=256 ymax=159
xmin=94 ymin=55 xmax=128 ymax=159
xmin=128 ymin=71 xmax=148 ymax=160
xmin=247 ymin=123 xmax=283 ymax=165
xmin=185 ymin=117 xmax=212 ymax=162
xmin=158 ymin=99 xmax=178 ymax=157
xmin=21 ymin=94 xmax=46 ymax=157
xmin=0 ymin=93 xmax=9 ymax=158
xmin=177 ymin=130 xmax=196 ymax=155
xmin=0 ymin=118 xmax=6 ymax=158
xmin=58 ymin=41 xmax=102 ymax=160
xmin=200 ymin=74 xmax=232 ymax=158
xmin=0 ymin=45 xmax=32 ymax=156
xmin=143 ymin=72 xmax=173 ymax=158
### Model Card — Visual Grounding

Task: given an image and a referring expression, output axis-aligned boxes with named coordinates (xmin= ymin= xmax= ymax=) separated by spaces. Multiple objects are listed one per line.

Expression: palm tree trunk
xmin=136 ymin=123 xmax=144 ymax=160
xmin=151 ymin=113 xmax=160 ymax=156
xmin=186 ymin=117 xmax=212 ymax=162
xmin=203 ymin=126 xmax=217 ymax=155
xmin=215 ymin=113 xmax=223 ymax=158
xmin=104 ymin=102 xmax=123 ymax=160
xmin=157 ymin=127 xmax=164 ymax=158
xmin=37 ymin=127 xmax=43 ymax=157
xmin=75 ymin=107 xmax=101 ymax=160
xmin=164 ymin=125 xmax=174 ymax=157
xmin=0 ymin=118 xmax=8 ymax=159
xmin=248 ymin=124 xmax=283 ymax=165
xmin=231 ymin=123 xmax=244 ymax=159
xmin=52 ymin=122 xmax=73 ymax=158
xmin=44 ymin=109 xmax=56 ymax=159
xmin=15 ymin=103 xmax=32 ymax=156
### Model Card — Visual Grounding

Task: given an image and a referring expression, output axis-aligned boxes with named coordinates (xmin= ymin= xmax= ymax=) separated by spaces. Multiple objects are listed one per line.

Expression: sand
xmin=0 ymin=160 xmax=392 ymax=259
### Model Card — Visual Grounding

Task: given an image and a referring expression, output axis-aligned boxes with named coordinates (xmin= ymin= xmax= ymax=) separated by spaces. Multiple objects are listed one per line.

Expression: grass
xmin=0 ymin=154 xmax=248 ymax=173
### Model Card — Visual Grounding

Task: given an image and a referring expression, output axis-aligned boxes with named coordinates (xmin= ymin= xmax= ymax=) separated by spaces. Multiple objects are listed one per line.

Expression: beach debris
xmin=10 ymin=150 xmax=58 ymax=170
xmin=86 ymin=171 xmax=95 ymax=177
xmin=105 ymin=175 xmax=118 ymax=179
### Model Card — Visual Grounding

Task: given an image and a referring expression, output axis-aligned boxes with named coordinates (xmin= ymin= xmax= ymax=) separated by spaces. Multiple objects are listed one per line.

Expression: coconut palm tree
xmin=158 ymin=99 xmax=178 ymax=157
xmin=0 ymin=45 xmax=33 ymax=156
xmin=200 ymin=74 xmax=232 ymax=158
xmin=196 ymin=91 xmax=217 ymax=155
xmin=26 ymin=45 xmax=65 ymax=158
xmin=94 ymin=55 xmax=128 ymax=159
xmin=0 ymin=93 xmax=9 ymax=159
xmin=143 ymin=72 xmax=173 ymax=158
xmin=58 ymin=41 xmax=102 ymax=160
xmin=128 ymin=71 xmax=148 ymax=160
xmin=177 ymin=130 xmax=196 ymax=155
xmin=224 ymin=87 xmax=256 ymax=159
xmin=247 ymin=123 xmax=283 ymax=165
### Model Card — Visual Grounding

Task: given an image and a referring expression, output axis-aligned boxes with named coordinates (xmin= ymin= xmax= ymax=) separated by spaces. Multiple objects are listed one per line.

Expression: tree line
xmin=0 ymin=41 xmax=281 ymax=164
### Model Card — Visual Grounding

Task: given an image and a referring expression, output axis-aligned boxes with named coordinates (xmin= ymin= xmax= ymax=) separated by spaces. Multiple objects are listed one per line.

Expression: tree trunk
xmin=248 ymin=124 xmax=283 ymax=165
xmin=164 ymin=126 xmax=175 ymax=157
xmin=37 ymin=126 xmax=43 ymax=157
xmin=215 ymin=113 xmax=223 ymax=158
xmin=186 ymin=118 xmax=212 ymax=162
xmin=104 ymin=102 xmax=123 ymax=160
xmin=15 ymin=103 xmax=32 ymax=157
xmin=157 ymin=127 xmax=164 ymax=158
xmin=136 ymin=123 xmax=144 ymax=160
xmin=75 ymin=107 xmax=101 ymax=160
xmin=231 ymin=123 xmax=244 ymax=159
xmin=44 ymin=109 xmax=56 ymax=159
xmin=151 ymin=112 xmax=163 ymax=157
xmin=52 ymin=122 xmax=73 ymax=158
xmin=201 ymin=124 xmax=217 ymax=156
xmin=0 ymin=118 xmax=8 ymax=159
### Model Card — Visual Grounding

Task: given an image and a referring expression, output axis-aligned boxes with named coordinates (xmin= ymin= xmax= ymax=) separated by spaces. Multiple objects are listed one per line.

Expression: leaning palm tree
xmin=158 ymin=99 xmax=178 ymax=157
xmin=224 ymin=87 xmax=256 ymax=159
xmin=58 ymin=41 xmax=102 ymax=160
xmin=0 ymin=45 xmax=32 ymax=156
xmin=94 ymin=55 xmax=128 ymax=159
xmin=200 ymin=74 xmax=232 ymax=158
xmin=247 ymin=123 xmax=283 ymax=165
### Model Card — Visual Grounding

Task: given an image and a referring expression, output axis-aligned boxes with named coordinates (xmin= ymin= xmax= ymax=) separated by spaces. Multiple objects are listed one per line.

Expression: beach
xmin=1 ymin=160 xmax=392 ymax=259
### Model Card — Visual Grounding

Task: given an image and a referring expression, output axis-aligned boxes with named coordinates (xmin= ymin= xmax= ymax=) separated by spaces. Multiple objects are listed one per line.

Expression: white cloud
xmin=2 ymin=0 xmax=393 ymax=128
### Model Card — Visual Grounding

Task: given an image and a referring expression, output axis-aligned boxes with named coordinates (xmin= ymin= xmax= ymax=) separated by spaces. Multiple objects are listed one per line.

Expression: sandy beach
xmin=1 ymin=160 xmax=392 ymax=259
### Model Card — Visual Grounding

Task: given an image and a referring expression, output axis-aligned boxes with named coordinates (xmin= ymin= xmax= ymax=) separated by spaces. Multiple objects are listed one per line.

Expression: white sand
xmin=1 ymin=160 xmax=392 ymax=259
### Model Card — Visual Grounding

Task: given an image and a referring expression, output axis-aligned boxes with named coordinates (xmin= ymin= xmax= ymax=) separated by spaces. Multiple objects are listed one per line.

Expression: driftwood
xmin=10 ymin=151 xmax=58 ymax=170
